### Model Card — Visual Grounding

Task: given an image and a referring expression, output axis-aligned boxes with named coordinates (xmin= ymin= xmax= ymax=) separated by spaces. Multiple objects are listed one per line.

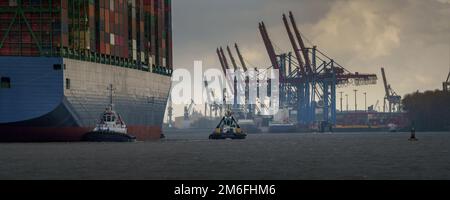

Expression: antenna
xmin=108 ymin=84 xmax=115 ymax=107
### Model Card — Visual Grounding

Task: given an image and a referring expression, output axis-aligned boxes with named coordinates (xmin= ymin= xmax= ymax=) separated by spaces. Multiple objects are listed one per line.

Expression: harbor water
xmin=1 ymin=131 xmax=450 ymax=180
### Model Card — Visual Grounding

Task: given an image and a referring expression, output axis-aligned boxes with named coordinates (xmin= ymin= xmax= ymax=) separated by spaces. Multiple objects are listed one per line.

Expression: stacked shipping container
xmin=95 ymin=0 xmax=129 ymax=59
xmin=0 ymin=0 xmax=62 ymax=56
xmin=0 ymin=0 xmax=172 ymax=73
xmin=336 ymin=112 xmax=409 ymax=128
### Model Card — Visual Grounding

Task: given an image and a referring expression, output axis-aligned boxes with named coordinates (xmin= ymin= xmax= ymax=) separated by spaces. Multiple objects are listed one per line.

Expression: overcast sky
xmin=170 ymin=0 xmax=450 ymax=116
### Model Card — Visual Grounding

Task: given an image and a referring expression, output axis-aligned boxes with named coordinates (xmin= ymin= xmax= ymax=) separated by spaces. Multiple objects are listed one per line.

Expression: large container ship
xmin=0 ymin=0 xmax=173 ymax=142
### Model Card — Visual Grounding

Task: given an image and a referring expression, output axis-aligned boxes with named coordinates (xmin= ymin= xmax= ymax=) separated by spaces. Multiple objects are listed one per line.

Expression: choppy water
xmin=0 ymin=131 xmax=450 ymax=180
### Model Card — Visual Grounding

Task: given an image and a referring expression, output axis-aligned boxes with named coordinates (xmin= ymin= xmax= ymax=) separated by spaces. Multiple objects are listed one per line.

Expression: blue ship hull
xmin=0 ymin=57 xmax=171 ymax=142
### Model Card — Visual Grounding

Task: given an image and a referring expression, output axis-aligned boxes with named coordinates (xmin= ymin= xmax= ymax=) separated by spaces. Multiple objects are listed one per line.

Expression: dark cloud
xmin=173 ymin=0 xmax=335 ymax=67
xmin=170 ymin=0 xmax=450 ymax=115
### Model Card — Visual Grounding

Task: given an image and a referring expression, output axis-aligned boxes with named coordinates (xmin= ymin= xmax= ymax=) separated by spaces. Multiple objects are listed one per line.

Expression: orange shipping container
xmin=105 ymin=43 xmax=110 ymax=55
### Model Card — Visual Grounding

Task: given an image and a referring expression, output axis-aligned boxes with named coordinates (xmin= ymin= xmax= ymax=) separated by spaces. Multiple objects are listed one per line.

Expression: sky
xmin=169 ymin=0 xmax=450 ymax=117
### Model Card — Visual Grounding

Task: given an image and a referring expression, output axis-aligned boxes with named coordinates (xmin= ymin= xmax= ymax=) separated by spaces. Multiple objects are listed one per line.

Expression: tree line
xmin=402 ymin=90 xmax=450 ymax=131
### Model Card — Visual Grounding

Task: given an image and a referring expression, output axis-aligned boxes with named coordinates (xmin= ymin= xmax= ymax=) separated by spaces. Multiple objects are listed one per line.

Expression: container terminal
xmin=167 ymin=11 xmax=448 ymax=134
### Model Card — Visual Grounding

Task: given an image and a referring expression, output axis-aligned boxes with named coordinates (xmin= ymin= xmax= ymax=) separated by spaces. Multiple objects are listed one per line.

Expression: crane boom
xmin=234 ymin=43 xmax=248 ymax=72
xmin=204 ymin=78 xmax=215 ymax=106
xmin=167 ymin=94 xmax=173 ymax=127
xmin=259 ymin=22 xmax=280 ymax=69
xmin=184 ymin=99 xmax=196 ymax=120
xmin=188 ymin=99 xmax=195 ymax=114
xmin=216 ymin=48 xmax=227 ymax=75
xmin=289 ymin=11 xmax=312 ymax=74
xmin=381 ymin=67 xmax=401 ymax=112
xmin=226 ymin=46 xmax=238 ymax=71
xmin=218 ymin=47 xmax=236 ymax=96
xmin=219 ymin=47 xmax=230 ymax=70
xmin=283 ymin=13 xmax=305 ymax=75
xmin=447 ymin=70 xmax=450 ymax=82
xmin=444 ymin=70 xmax=450 ymax=92
xmin=381 ymin=68 xmax=390 ymax=97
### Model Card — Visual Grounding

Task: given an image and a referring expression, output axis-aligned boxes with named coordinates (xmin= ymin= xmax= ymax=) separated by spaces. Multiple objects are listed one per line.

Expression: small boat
xmin=238 ymin=119 xmax=261 ymax=134
xmin=268 ymin=122 xmax=297 ymax=133
xmin=82 ymin=85 xmax=137 ymax=142
xmin=388 ymin=123 xmax=398 ymax=132
xmin=268 ymin=108 xmax=296 ymax=133
xmin=209 ymin=111 xmax=247 ymax=140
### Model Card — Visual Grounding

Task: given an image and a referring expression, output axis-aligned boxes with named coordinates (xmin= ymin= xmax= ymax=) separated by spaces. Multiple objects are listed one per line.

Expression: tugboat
xmin=82 ymin=85 xmax=137 ymax=142
xmin=209 ymin=111 xmax=247 ymax=140
xmin=388 ymin=123 xmax=398 ymax=132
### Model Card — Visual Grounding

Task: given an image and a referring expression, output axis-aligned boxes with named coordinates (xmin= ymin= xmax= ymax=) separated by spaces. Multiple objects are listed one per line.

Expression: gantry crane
xmin=235 ymin=43 xmax=248 ymax=72
xmin=368 ymin=100 xmax=380 ymax=112
xmin=216 ymin=48 xmax=228 ymax=76
xmin=258 ymin=11 xmax=377 ymax=127
xmin=210 ymin=90 xmax=222 ymax=117
xmin=445 ymin=44 xmax=450 ymax=92
xmin=444 ymin=70 xmax=450 ymax=92
xmin=381 ymin=68 xmax=402 ymax=113
xmin=217 ymin=46 xmax=236 ymax=107
xmin=259 ymin=22 xmax=280 ymax=71
xmin=227 ymin=46 xmax=238 ymax=72
xmin=374 ymin=100 xmax=380 ymax=112
xmin=226 ymin=45 xmax=240 ymax=108
xmin=204 ymin=79 xmax=211 ymax=117
xmin=167 ymin=95 xmax=174 ymax=128
xmin=204 ymin=78 xmax=222 ymax=117
xmin=234 ymin=43 xmax=256 ymax=118
xmin=184 ymin=99 xmax=195 ymax=120
xmin=217 ymin=43 xmax=257 ymax=119
xmin=215 ymin=12 xmax=377 ymax=128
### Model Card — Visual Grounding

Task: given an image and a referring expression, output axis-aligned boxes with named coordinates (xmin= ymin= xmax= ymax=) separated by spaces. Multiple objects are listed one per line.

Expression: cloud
xmin=300 ymin=0 xmax=450 ymax=100
xmin=437 ymin=0 xmax=450 ymax=4
xmin=170 ymin=0 xmax=450 ymax=116
xmin=310 ymin=0 xmax=401 ymax=60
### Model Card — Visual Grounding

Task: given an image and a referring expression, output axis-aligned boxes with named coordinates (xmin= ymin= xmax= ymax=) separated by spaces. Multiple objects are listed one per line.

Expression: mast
xmin=108 ymin=84 xmax=114 ymax=107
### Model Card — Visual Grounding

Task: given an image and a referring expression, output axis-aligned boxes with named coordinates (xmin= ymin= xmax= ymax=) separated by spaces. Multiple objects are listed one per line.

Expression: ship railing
xmin=58 ymin=47 xmax=172 ymax=76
